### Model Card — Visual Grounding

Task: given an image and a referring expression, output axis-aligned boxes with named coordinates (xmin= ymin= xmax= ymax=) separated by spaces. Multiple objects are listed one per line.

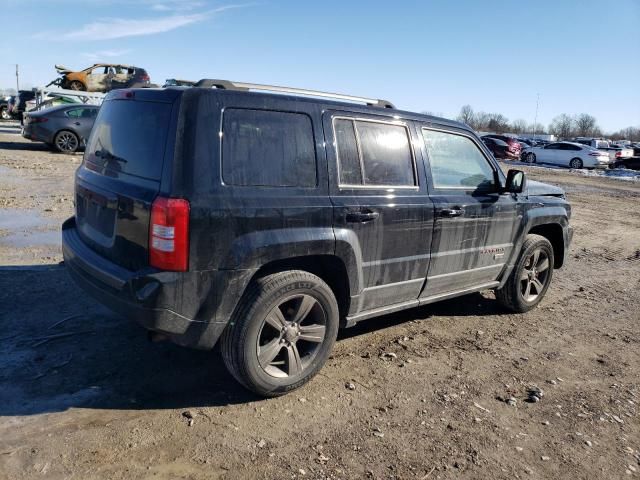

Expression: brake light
xmin=30 ymin=117 xmax=48 ymax=123
xmin=615 ymin=151 xmax=622 ymax=158
xmin=141 ymin=74 xmax=150 ymax=81
xmin=149 ymin=197 xmax=190 ymax=271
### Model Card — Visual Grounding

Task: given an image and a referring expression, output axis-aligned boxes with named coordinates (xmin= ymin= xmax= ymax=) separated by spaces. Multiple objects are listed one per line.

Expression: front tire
xmin=54 ymin=130 xmax=79 ymax=153
xmin=495 ymin=234 xmax=554 ymax=313
xmin=525 ymin=152 xmax=536 ymax=163
xmin=220 ymin=270 xmax=339 ymax=397
xmin=569 ymin=158 xmax=583 ymax=169
xmin=0 ymin=107 xmax=10 ymax=120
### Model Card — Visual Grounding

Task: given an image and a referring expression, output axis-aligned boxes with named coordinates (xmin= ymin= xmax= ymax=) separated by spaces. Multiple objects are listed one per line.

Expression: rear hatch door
xmin=75 ymin=91 xmax=177 ymax=271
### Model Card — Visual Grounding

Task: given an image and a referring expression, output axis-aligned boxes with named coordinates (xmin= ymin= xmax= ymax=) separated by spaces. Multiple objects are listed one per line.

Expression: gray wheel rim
xmin=256 ymin=294 xmax=327 ymax=379
xmin=56 ymin=132 xmax=78 ymax=152
xmin=526 ymin=153 xmax=535 ymax=163
xmin=1 ymin=109 xmax=9 ymax=120
xmin=570 ymin=159 xmax=581 ymax=169
xmin=70 ymin=82 xmax=83 ymax=91
xmin=520 ymin=248 xmax=550 ymax=303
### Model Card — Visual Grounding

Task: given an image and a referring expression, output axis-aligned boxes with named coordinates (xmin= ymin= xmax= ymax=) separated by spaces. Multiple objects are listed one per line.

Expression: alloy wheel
xmin=56 ymin=132 xmax=78 ymax=152
xmin=256 ymin=294 xmax=327 ymax=378
xmin=526 ymin=152 xmax=536 ymax=163
xmin=570 ymin=158 xmax=583 ymax=169
xmin=519 ymin=248 xmax=550 ymax=303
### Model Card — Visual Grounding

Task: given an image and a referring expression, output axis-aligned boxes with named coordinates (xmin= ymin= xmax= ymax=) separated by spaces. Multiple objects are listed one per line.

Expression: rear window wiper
xmin=95 ymin=149 xmax=128 ymax=164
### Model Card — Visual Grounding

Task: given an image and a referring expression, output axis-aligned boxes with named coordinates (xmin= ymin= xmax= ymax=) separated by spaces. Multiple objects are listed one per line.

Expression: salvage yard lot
xmin=0 ymin=123 xmax=638 ymax=479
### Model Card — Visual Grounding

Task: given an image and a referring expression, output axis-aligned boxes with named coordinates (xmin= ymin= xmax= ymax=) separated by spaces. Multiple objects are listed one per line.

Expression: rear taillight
xmin=141 ymin=74 xmax=150 ymax=81
xmin=589 ymin=152 xmax=605 ymax=156
xmin=615 ymin=151 xmax=622 ymax=158
xmin=149 ymin=197 xmax=190 ymax=271
xmin=30 ymin=117 xmax=48 ymax=123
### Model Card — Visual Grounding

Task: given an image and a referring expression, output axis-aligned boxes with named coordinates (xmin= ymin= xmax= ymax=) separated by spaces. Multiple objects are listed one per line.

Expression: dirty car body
xmin=62 ymin=83 xmax=573 ymax=396
xmin=53 ymin=64 xmax=150 ymax=92
xmin=22 ymin=104 xmax=99 ymax=151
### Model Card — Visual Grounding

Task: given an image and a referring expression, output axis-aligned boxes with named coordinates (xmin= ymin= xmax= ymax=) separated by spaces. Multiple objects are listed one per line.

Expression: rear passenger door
xmin=419 ymin=127 xmax=521 ymax=298
xmin=324 ymin=112 xmax=434 ymax=313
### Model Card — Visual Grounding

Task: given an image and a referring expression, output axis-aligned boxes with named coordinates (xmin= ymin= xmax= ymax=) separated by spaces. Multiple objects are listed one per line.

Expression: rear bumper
xmin=62 ymin=217 xmax=253 ymax=349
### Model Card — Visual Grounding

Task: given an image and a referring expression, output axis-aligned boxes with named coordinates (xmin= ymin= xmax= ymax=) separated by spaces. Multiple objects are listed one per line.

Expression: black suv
xmin=62 ymin=80 xmax=573 ymax=396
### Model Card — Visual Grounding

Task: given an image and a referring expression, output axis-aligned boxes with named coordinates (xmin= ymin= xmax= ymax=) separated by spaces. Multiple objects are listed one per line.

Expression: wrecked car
xmin=50 ymin=64 xmax=151 ymax=92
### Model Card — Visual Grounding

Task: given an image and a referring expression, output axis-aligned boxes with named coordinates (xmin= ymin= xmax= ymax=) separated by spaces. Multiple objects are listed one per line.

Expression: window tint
xmin=334 ymin=119 xmax=362 ymax=185
xmin=357 ymin=122 xmax=415 ymax=186
xmin=85 ymin=99 xmax=171 ymax=180
xmin=545 ymin=143 xmax=561 ymax=149
xmin=66 ymin=109 xmax=82 ymax=118
xmin=333 ymin=118 xmax=416 ymax=187
xmin=222 ymin=109 xmax=316 ymax=187
xmin=422 ymin=129 xmax=496 ymax=190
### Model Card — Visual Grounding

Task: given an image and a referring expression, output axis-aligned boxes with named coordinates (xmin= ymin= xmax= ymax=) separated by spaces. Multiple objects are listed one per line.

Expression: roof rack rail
xmin=193 ymin=79 xmax=395 ymax=109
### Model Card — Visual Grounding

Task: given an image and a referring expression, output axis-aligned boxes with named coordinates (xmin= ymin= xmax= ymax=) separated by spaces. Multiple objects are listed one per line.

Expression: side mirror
xmin=504 ymin=169 xmax=527 ymax=194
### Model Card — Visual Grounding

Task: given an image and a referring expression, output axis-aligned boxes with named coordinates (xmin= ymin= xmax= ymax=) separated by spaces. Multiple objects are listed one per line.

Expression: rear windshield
xmin=84 ymin=99 xmax=171 ymax=180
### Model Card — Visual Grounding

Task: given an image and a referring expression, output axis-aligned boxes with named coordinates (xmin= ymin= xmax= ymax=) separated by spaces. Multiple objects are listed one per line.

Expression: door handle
xmin=346 ymin=210 xmax=379 ymax=223
xmin=439 ymin=207 xmax=465 ymax=218
xmin=74 ymin=122 xmax=81 ymax=125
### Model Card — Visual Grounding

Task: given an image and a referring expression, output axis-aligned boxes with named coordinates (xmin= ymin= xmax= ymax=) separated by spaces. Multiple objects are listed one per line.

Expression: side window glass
xmin=334 ymin=119 xmax=362 ymax=185
xmin=356 ymin=121 xmax=415 ymax=186
xmin=422 ymin=129 xmax=496 ymax=190
xmin=222 ymin=109 xmax=317 ymax=187
xmin=333 ymin=117 xmax=416 ymax=187
xmin=66 ymin=109 xmax=81 ymax=118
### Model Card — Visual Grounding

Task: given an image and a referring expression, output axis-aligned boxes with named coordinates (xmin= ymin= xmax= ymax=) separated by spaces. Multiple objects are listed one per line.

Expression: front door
xmin=324 ymin=112 xmax=434 ymax=313
xmin=419 ymin=126 xmax=522 ymax=298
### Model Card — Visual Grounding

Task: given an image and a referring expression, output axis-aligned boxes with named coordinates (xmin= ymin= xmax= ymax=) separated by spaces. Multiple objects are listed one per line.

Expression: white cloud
xmin=81 ymin=49 xmax=132 ymax=60
xmin=150 ymin=1 xmax=205 ymax=12
xmin=35 ymin=4 xmax=248 ymax=41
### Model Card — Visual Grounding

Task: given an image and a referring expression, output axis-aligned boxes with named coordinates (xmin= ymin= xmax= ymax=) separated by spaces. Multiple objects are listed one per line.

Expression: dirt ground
xmin=0 ymin=122 xmax=638 ymax=480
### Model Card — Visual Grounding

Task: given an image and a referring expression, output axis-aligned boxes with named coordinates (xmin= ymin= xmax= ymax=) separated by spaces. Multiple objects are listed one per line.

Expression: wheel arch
xmin=248 ymin=255 xmax=352 ymax=322
xmin=528 ymin=223 xmax=565 ymax=268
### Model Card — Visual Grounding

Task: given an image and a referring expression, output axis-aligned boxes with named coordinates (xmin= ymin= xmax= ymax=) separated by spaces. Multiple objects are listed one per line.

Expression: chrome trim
xmin=363 ymin=252 xmax=431 ymax=267
xmin=331 ymin=115 xmax=419 ymax=190
xmin=427 ymin=263 xmax=505 ymax=280
xmin=362 ymin=277 xmax=424 ymax=292
xmin=420 ymin=126 xmax=501 ymax=190
xmin=431 ymin=243 xmax=512 ymax=258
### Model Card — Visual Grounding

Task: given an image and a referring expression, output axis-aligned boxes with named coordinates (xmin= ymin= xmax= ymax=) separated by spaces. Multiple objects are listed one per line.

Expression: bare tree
xmin=574 ymin=113 xmax=598 ymax=137
xmin=528 ymin=123 xmax=547 ymax=135
xmin=474 ymin=112 xmax=490 ymax=131
xmin=511 ymin=119 xmax=527 ymax=134
xmin=456 ymin=105 xmax=475 ymax=127
xmin=487 ymin=113 xmax=510 ymax=133
xmin=549 ymin=114 xmax=574 ymax=140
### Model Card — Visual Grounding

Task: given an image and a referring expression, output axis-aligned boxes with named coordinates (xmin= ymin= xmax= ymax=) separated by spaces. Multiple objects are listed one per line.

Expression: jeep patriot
xmin=62 ymin=79 xmax=573 ymax=396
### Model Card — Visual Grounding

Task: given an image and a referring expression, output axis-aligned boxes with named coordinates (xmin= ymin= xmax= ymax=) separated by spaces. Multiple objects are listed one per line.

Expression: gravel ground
xmin=0 ymin=123 xmax=638 ymax=480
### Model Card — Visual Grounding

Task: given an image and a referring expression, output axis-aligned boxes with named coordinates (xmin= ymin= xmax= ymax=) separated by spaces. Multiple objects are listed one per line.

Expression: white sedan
xmin=521 ymin=141 xmax=610 ymax=169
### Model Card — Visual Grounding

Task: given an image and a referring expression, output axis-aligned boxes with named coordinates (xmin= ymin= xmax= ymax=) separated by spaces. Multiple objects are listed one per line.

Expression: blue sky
xmin=1 ymin=0 xmax=638 ymax=132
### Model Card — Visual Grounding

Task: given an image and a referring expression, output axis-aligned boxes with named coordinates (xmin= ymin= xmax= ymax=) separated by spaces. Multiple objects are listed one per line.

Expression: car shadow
xmin=0 ymin=264 xmax=507 ymax=417
xmin=0 ymin=140 xmax=51 ymax=152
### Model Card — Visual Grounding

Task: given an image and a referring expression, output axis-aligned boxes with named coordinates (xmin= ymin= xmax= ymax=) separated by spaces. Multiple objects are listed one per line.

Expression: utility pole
xmin=15 ymin=64 xmax=19 ymax=92
xmin=532 ymin=93 xmax=539 ymax=140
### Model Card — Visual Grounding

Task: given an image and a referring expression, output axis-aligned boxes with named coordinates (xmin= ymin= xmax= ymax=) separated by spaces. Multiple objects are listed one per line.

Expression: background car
xmin=482 ymin=134 xmax=521 ymax=159
xmin=482 ymin=137 xmax=514 ymax=159
xmin=0 ymin=96 xmax=12 ymax=120
xmin=7 ymin=90 xmax=36 ymax=122
xmin=522 ymin=141 xmax=609 ymax=169
xmin=22 ymin=104 xmax=99 ymax=153
xmin=50 ymin=63 xmax=151 ymax=92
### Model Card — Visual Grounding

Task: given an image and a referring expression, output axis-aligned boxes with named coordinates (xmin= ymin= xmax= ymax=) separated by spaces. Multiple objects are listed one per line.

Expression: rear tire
xmin=495 ymin=234 xmax=554 ymax=313
xmin=569 ymin=158 xmax=583 ymax=169
xmin=54 ymin=130 xmax=79 ymax=154
xmin=0 ymin=106 xmax=10 ymax=120
xmin=220 ymin=270 xmax=339 ymax=397
xmin=525 ymin=152 xmax=536 ymax=163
